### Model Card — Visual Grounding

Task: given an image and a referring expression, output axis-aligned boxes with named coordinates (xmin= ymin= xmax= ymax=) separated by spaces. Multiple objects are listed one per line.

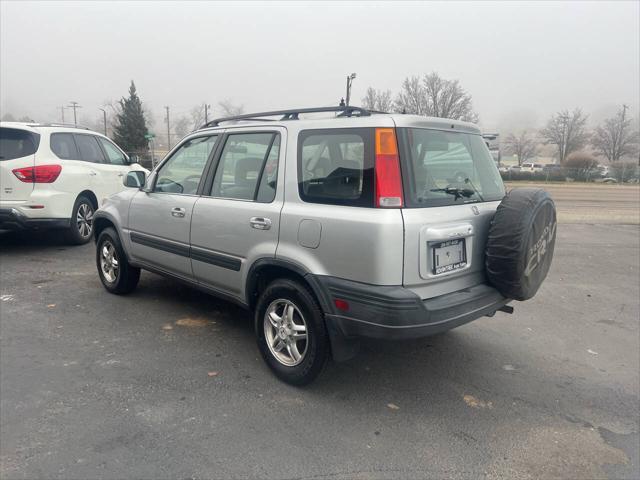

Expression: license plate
xmin=432 ymin=239 xmax=467 ymax=275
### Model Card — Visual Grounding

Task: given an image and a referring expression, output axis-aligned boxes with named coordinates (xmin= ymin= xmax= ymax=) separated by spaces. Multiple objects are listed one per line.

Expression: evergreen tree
xmin=113 ymin=81 xmax=149 ymax=154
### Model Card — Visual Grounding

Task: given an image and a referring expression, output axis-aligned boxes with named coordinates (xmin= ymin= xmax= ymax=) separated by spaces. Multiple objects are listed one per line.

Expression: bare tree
xmin=190 ymin=105 xmax=205 ymax=130
xmin=394 ymin=76 xmax=428 ymax=115
xmin=393 ymin=72 xmax=478 ymax=122
xmin=591 ymin=105 xmax=639 ymax=162
xmin=503 ymin=131 xmax=538 ymax=166
xmin=361 ymin=87 xmax=393 ymax=112
xmin=540 ymin=108 xmax=589 ymax=164
xmin=218 ymin=100 xmax=244 ymax=117
xmin=173 ymin=116 xmax=191 ymax=139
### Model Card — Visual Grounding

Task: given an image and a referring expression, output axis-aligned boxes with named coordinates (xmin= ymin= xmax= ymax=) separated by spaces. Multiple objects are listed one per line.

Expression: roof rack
xmin=26 ymin=123 xmax=92 ymax=131
xmin=201 ymin=105 xmax=376 ymax=128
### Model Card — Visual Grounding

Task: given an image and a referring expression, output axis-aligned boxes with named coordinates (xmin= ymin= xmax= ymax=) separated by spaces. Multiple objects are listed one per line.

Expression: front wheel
xmin=96 ymin=227 xmax=140 ymax=294
xmin=255 ymin=279 xmax=329 ymax=386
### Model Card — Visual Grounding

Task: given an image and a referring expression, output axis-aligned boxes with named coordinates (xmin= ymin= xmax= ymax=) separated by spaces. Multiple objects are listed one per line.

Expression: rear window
xmin=397 ymin=128 xmax=505 ymax=208
xmin=0 ymin=128 xmax=40 ymax=161
xmin=298 ymin=128 xmax=374 ymax=207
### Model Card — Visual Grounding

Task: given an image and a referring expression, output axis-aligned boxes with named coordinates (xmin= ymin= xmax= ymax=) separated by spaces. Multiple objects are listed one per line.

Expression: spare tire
xmin=485 ymin=188 xmax=557 ymax=301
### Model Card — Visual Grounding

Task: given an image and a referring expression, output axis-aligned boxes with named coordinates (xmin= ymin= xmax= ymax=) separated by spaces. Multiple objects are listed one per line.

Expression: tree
xmin=173 ymin=116 xmax=191 ymax=139
xmin=591 ymin=105 xmax=639 ymax=162
xmin=1 ymin=113 xmax=16 ymax=121
xmin=362 ymin=87 xmax=393 ymax=112
xmin=217 ymin=100 xmax=244 ymax=117
xmin=112 ymin=81 xmax=149 ymax=154
xmin=540 ymin=108 xmax=589 ymax=164
xmin=503 ymin=131 xmax=538 ymax=166
xmin=564 ymin=152 xmax=599 ymax=181
xmin=393 ymin=72 xmax=478 ymax=122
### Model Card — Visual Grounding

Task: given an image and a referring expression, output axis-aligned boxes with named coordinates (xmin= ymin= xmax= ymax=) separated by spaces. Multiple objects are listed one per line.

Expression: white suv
xmin=0 ymin=123 xmax=148 ymax=244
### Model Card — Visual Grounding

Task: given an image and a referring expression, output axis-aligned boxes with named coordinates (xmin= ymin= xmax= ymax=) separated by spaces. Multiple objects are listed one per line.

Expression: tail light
xmin=374 ymin=128 xmax=403 ymax=208
xmin=12 ymin=164 xmax=62 ymax=183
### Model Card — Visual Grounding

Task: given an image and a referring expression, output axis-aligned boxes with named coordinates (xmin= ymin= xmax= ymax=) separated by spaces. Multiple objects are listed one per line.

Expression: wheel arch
xmin=77 ymin=190 xmax=98 ymax=210
xmin=245 ymin=258 xmax=332 ymax=314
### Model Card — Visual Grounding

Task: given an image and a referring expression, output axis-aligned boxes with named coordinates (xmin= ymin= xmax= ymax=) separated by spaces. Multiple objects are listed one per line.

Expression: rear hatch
xmin=0 ymin=125 xmax=40 ymax=201
xmin=396 ymin=126 xmax=505 ymax=300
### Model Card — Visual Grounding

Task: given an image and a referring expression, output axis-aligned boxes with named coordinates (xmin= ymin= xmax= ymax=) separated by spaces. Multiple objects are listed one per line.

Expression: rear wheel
xmin=65 ymin=195 xmax=94 ymax=245
xmin=96 ymin=227 xmax=140 ymax=294
xmin=255 ymin=279 xmax=329 ymax=386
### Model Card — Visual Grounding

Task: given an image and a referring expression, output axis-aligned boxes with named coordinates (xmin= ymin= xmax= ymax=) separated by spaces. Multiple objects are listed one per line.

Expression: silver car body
xmin=95 ymin=112 xmax=509 ymax=351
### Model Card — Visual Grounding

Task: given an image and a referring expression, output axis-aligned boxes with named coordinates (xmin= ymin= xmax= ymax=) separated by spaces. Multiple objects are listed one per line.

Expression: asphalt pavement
xmin=1 ymin=193 xmax=639 ymax=479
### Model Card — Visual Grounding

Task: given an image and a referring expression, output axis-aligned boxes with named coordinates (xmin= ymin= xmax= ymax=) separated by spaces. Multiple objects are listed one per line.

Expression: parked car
xmin=521 ymin=162 xmax=544 ymax=172
xmin=0 ymin=122 xmax=148 ymax=243
xmin=93 ymin=106 xmax=557 ymax=385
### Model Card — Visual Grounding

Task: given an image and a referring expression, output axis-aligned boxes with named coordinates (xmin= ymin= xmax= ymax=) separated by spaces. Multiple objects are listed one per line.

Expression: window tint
xmin=298 ymin=128 xmax=373 ymax=207
xmin=398 ymin=128 xmax=504 ymax=207
xmin=0 ymin=128 xmax=40 ymax=161
xmin=98 ymin=138 xmax=127 ymax=165
xmin=50 ymin=133 xmax=80 ymax=160
xmin=154 ymin=135 xmax=217 ymax=195
xmin=211 ymin=133 xmax=279 ymax=202
xmin=74 ymin=134 xmax=106 ymax=163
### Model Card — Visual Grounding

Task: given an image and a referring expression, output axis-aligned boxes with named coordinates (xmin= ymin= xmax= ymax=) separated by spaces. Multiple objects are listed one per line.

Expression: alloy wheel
xmin=77 ymin=203 xmax=94 ymax=238
xmin=264 ymin=299 xmax=309 ymax=367
xmin=99 ymin=240 xmax=119 ymax=283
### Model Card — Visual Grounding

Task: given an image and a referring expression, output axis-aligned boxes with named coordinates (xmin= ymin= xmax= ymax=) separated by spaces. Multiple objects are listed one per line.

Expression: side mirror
xmin=125 ymin=170 xmax=146 ymax=188
xmin=128 ymin=154 xmax=140 ymax=164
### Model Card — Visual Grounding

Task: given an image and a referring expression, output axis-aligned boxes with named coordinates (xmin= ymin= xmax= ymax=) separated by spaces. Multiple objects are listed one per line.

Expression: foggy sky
xmin=1 ymin=0 xmax=639 ymax=133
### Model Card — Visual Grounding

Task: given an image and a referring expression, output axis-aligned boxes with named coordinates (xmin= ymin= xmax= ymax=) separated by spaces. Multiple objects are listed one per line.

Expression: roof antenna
xmin=339 ymin=98 xmax=346 ymax=107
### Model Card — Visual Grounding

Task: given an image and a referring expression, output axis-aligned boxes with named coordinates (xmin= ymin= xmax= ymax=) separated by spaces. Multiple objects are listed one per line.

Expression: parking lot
xmin=1 ymin=185 xmax=638 ymax=480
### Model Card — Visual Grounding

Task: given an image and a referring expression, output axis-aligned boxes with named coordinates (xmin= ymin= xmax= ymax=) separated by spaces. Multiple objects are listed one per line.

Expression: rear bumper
xmin=0 ymin=208 xmax=69 ymax=230
xmin=316 ymin=276 xmax=510 ymax=341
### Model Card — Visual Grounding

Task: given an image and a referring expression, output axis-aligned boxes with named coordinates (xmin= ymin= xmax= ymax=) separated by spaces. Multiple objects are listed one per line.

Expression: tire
xmin=485 ymin=188 xmax=557 ymax=301
xmin=255 ymin=279 xmax=329 ymax=386
xmin=65 ymin=195 xmax=95 ymax=245
xmin=96 ymin=227 xmax=140 ymax=294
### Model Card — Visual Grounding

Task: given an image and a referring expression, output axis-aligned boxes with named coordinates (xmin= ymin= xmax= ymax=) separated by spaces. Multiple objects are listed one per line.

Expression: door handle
xmin=250 ymin=217 xmax=272 ymax=230
xmin=171 ymin=207 xmax=186 ymax=218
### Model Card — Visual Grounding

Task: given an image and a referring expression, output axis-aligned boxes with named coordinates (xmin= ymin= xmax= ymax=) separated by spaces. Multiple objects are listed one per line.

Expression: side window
xmin=298 ymin=128 xmax=373 ymax=207
xmin=154 ymin=135 xmax=217 ymax=195
xmin=98 ymin=138 xmax=127 ymax=165
xmin=50 ymin=133 xmax=80 ymax=160
xmin=74 ymin=134 xmax=106 ymax=163
xmin=210 ymin=132 xmax=280 ymax=202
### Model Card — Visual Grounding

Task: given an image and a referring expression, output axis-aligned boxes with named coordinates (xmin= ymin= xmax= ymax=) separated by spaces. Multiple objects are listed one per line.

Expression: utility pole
xmin=345 ymin=73 xmax=357 ymax=107
xmin=164 ymin=106 xmax=171 ymax=149
xmin=68 ymin=101 xmax=81 ymax=126
xmin=204 ymin=103 xmax=211 ymax=124
xmin=98 ymin=108 xmax=107 ymax=136
xmin=58 ymin=106 xmax=66 ymax=123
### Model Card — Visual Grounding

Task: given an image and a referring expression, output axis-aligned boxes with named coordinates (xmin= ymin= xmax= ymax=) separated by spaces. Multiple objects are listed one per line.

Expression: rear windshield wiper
xmin=430 ymin=187 xmax=477 ymax=201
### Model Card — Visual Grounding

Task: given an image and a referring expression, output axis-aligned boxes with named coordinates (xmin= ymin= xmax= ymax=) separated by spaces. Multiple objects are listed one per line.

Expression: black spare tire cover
xmin=485 ymin=188 xmax=557 ymax=301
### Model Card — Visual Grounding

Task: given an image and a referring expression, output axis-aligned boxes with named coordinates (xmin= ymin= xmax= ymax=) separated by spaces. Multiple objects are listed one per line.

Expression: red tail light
xmin=374 ymin=128 xmax=403 ymax=208
xmin=12 ymin=165 xmax=62 ymax=183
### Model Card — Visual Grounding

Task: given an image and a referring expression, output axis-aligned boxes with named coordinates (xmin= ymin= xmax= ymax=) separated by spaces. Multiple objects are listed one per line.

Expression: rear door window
xmin=298 ymin=128 xmax=374 ymax=207
xmin=210 ymin=132 xmax=280 ymax=202
xmin=74 ymin=134 xmax=106 ymax=163
xmin=0 ymin=128 xmax=40 ymax=161
xmin=50 ymin=133 xmax=80 ymax=160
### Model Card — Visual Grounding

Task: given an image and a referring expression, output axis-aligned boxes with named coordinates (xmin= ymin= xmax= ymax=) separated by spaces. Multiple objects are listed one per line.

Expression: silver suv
xmin=94 ymin=106 xmax=557 ymax=385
